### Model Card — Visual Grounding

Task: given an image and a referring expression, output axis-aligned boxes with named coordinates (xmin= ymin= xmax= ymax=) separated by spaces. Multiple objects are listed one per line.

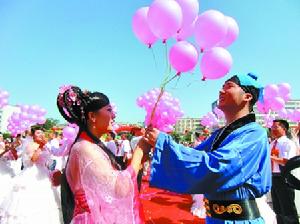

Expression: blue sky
xmin=0 ymin=0 xmax=299 ymax=124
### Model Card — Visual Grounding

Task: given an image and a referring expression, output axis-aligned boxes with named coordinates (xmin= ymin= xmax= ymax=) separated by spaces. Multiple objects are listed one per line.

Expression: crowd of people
xmin=0 ymin=73 xmax=300 ymax=224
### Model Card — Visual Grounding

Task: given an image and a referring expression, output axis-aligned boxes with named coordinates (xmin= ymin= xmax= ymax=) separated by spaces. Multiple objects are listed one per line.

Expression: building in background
xmin=174 ymin=99 xmax=300 ymax=135
xmin=174 ymin=117 xmax=201 ymax=134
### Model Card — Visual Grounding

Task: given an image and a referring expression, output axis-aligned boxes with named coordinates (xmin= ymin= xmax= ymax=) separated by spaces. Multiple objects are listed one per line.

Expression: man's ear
xmin=244 ymin=93 xmax=253 ymax=103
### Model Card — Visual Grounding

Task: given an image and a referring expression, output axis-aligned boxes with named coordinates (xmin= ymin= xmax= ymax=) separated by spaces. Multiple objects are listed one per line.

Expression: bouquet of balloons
xmin=137 ymin=88 xmax=184 ymax=132
xmin=7 ymin=104 xmax=47 ymax=136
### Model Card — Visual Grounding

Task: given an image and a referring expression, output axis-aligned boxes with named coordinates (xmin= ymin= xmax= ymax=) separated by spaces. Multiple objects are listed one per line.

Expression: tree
xmin=170 ymin=131 xmax=181 ymax=143
xmin=41 ymin=118 xmax=61 ymax=131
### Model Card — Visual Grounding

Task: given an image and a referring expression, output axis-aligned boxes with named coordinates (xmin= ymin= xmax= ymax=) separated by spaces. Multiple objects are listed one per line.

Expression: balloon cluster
xmin=254 ymin=82 xmax=300 ymax=126
xmin=7 ymin=104 xmax=47 ymax=136
xmin=136 ymin=88 xmax=184 ymax=132
xmin=200 ymin=112 xmax=219 ymax=128
xmin=257 ymin=83 xmax=291 ymax=113
xmin=0 ymin=88 xmax=9 ymax=109
xmin=200 ymin=107 xmax=225 ymax=129
xmin=262 ymin=114 xmax=276 ymax=128
xmin=213 ymin=107 xmax=225 ymax=119
xmin=277 ymin=108 xmax=300 ymax=123
xmin=132 ymin=0 xmax=238 ymax=79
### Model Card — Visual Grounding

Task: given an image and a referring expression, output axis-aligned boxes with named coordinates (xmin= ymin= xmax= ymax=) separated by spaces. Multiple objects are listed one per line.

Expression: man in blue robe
xmin=144 ymin=73 xmax=272 ymax=224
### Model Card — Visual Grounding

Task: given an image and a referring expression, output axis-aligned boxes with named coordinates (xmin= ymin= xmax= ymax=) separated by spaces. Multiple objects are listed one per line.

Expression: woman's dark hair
xmin=57 ymin=86 xmax=122 ymax=223
xmin=30 ymin=125 xmax=45 ymax=136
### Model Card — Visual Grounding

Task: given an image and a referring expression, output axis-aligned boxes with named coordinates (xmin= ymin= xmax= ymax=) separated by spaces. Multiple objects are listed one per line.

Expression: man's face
xmin=218 ymin=81 xmax=247 ymax=112
xmin=271 ymin=122 xmax=286 ymax=138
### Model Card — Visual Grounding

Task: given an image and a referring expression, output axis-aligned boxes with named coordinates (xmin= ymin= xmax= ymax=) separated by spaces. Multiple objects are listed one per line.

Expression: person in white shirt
xmin=105 ymin=132 xmax=118 ymax=156
xmin=119 ymin=134 xmax=132 ymax=166
xmin=107 ymin=133 xmax=127 ymax=170
xmin=291 ymin=122 xmax=300 ymax=155
xmin=270 ymin=119 xmax=299 ymax=224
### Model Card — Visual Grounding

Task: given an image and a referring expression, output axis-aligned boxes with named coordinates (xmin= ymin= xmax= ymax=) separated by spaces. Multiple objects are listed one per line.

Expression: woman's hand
xmin=130 ymin=138 xmax=152 ymax=174
xmin=31 ymin=148 xmax=41 ymax=162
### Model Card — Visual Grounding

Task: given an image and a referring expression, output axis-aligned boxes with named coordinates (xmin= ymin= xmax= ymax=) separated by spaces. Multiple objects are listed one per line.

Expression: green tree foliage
xmin=41 ymin=118 xmax=61 ymax=131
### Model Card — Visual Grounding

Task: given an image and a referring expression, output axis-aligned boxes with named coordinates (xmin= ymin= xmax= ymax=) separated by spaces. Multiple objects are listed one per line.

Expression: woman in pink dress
xmin=57 ymin=86 xmax=150 ymax=224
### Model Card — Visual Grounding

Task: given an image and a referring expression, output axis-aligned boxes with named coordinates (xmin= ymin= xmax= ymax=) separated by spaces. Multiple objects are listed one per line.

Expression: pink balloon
xmin=63 ymin=126 xmax=77 ymax=139
xmin=269 ymin=97 xmax=285 ymax=112
xmin=264 ymin=84 xmax=279 ymax=99
xmin=256 ymin=101 xmax=269 ymax=114
xmin=200 ymin=47 xmax=233 ymax=80
xmin=20 ymin=112 xmax=29 ymax=120
xmin=277 ymin=83 xmax=291 ymax=96
xmin=35 ymin=108 xmax=47 ymax=116
xmin=169 ymin=41 xmax=198 ymax=74
xmin=277 ymin=108 xmax=288 ymax=119
xmin=293 ymin=109 xmax=300 ymax=121
xmin=20 ymin=104 xmax=30 ymax=112
xmin=194 ymin=10 xmax=228 ymax=51
xmin=28 ymin=105 xmax=40 ymax=114
xmin=132 ymin=7 xmax=158 ymax=47
xmin=28 ymin=114 xmax=38 ymax=122
xmin=175 ymin=0 xmax=199 ymax=29
xmin=148 ymin=0 xmax=183 ymax=41
xmin=218 ymin=16 xmax=239 ymax=48
xmin=281 ymin=93 xmax=291 ymax=102
xmin=0 ymin=98 xmax=8 ymax=107
xmin=175 ymin=18 xmax=196 ymax=41
xmin=0 ymin=90 xmax=9 ymax=98
xmin=37 ymin=116 xmax=46 ymax=124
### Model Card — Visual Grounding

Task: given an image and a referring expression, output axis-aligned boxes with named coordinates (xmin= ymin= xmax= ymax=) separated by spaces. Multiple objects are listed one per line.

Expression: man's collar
xmin=226 ymin=113 xmax=256 ymax=132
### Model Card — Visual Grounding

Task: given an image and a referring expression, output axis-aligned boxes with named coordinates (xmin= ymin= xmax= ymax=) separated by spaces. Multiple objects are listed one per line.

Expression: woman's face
xmin=33 ymin=129 xmax=45 ymax=145
xmin=92 ymin=104 xmax=115 ymax=135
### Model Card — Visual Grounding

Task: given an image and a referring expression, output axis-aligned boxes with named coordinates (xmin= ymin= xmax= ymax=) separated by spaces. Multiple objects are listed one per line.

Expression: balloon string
xmin=150 ymin=47 xmax=159 ymax=75
xmin=150 ymin=87 xmax=165 ymax=124
xmin=150 ymin=74 xmax=178 ymax=125
xmin=162 ymin=41 xmax=170 ymax=84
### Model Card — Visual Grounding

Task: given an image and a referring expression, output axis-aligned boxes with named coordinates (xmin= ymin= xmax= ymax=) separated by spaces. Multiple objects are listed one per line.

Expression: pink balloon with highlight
xmin=277 ymin=108 xmax=288 ymax=119
xmin=264 ymin=84 xmax=279 ymax=99
xmin=63 ymin=126 xmax=77 ymax=139
xmin=194 ymin=10 xmax=228 ymax=51
xmin=278 ymin=83 xmax=291 ymax=96
xmin=218 ymin=16 xmax=239 ymax=48
xmin=269 ymin=97 xmax=285 ymax=112
xmin=200 ymin=47 xmax=233 ymax=80
xmin=169 ymin=41 xmax=198 ymax=74
xmin=132 ymin=7 xmax=158 ymax=47
xmin=175 ymin=18 xmax=196 ymax=41
xmin=147 ymin=0 xmax=183 ymax=41
xmin=256 ymin=101 xmax=268 ymax=114
xmin=175 ymin=0 xmax=199 ymax=29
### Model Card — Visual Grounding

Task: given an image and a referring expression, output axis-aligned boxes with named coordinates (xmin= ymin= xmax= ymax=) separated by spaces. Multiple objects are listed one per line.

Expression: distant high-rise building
xmin=174 ymin=117 xmax=202 ymax=134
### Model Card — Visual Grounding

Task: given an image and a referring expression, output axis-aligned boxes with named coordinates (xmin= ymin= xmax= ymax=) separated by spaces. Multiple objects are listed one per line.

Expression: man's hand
xmin=144 ymin=127 xmax=160 ymax=147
